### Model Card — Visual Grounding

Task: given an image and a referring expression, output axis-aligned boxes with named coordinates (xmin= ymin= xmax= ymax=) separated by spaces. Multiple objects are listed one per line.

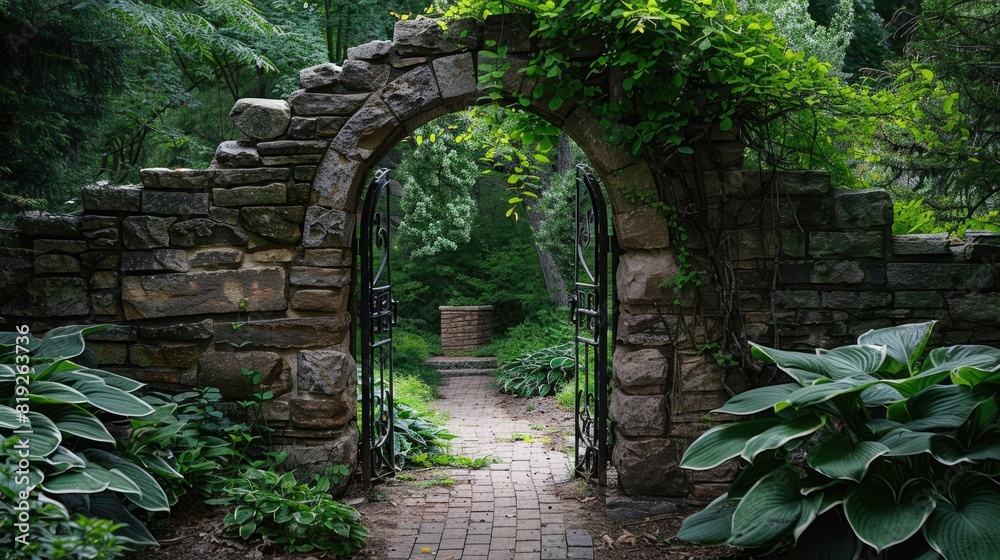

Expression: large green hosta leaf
xmin=929 ymin=431 xmax=1000 ymax=465
xmin=82 ymin=449 xmax=170 ymax=512
xmin=680 ymin=418 xmax=782 ymax=470
xmin=28 ymin=380 xmax=89 ymax=404
xmin=30 ymin=325 xmax=108 ymax=362
xmin=899 ymin=384 xmax=988 ymax=431
xmin=924 ymin=345 xmax=1000 ymax=388
xmin=41 ymin=470 xmax=109 ymax=494
xmin=74 ymin=381 xmax=155 ymax=417
xmin=751 ymin=343 xmax=886 ymax=385
xmin=778 ymin=374 xmax=879 ymax=411
xmin=844 ymin=474 xmax=936 ymax=552
xmin=713 ymin=383 xmax=800 ymax=415
xmin=857 ymin=321 xmax=935 ymax=376
xmin=0 ymin=404 xmax=25 ymax=429
xmin=49 ymin=367 xmax=144 ymax=393
xmin=677 ymin=492 xmax=740 ymax=544
xmin=43 ymin=446 xmax=86 ymax=475
xmin=25 ymin=411 xmax=61 ymax=458
xmin=790 ymin=511 xmax=863 ymax=560
xmin=730 ymin=469 xmax=817 ymax=547
xmin=741 ymin=414 xmax=826 ymax=462
xmin=879 ymin=429 xmax=935 ymax=457
xmin=923 ymin=472 xmax=1000 ymax=560
xmin=49 ymin=407 xmax=116 ymax=444
xmin=87 ymin=490 xmax=159 ymax=546
xmin=729 ymin=450 xmax=786 ymax=498
xmin=807 ymin=433 xmax=889 ymax=481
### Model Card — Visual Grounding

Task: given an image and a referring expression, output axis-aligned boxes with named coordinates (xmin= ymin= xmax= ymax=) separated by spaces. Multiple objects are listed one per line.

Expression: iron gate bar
xmin=360 ymin=168 xmax=397 ymax=485
xmin=572 ymin=164 xmax=610 ymax=486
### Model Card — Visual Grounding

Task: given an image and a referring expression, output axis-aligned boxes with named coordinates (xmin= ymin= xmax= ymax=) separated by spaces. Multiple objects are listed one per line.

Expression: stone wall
xmin=1 ymin=170 xmax=359 ymax=473
xmin=611 ymin=169 xmax=1000 ymax=499
xmin=440 ymin=305 xmax=493 ymax=354
xmin=3 ymin=14 xmax=999 ymax=498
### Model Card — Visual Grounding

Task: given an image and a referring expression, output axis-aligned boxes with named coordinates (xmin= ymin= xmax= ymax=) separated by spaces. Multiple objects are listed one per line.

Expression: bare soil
xmin=129 ymin=389 xmax=750 ymax=560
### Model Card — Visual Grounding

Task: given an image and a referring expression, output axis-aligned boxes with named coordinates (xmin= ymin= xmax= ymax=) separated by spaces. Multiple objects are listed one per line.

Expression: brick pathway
xmin=383 ymin=376 xmax=595 ymax=560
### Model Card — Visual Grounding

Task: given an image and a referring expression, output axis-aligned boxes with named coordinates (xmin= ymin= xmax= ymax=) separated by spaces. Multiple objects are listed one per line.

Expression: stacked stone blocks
xmin=440 ymin=305 xmax=494 ymax=354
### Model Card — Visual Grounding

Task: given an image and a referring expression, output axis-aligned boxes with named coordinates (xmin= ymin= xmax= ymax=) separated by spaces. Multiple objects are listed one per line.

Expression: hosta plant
xmin=495 ymin=342 xmax=575 ymax=397
xmin=0 ymin=325 xmax=167 ymax=547
xmin=212 ymin=462 xmax=367 ymax=554
xmin=679 ymin=321 xmax=1000 ymax=560
xmin=393 ymin=401 xmax=457 ymax=469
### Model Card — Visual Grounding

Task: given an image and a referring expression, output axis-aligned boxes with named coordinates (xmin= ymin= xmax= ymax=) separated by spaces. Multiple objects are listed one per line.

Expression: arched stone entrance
xmin=0 ymin=14 xmax=750 ymax=499
xmin=278 ymin=15 xmax=708 ymax=496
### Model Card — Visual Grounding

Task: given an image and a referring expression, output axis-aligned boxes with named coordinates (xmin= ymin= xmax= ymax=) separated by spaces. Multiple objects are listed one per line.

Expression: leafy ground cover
xmin=680 ymin=321 xmax=1000 ymax=559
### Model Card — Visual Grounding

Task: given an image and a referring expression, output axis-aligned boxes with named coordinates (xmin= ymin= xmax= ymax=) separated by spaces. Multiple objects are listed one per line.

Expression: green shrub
xmin=392 ymin=375 xmax=438 ymax=415
xmin=679 ymin=321 xmax=1000 ymax=559
xmin=0 ymin=496 xmax=125 ymax=560
xmin=495 ymin=343 xmax=575 ymax=397
xmin=392 ymin=330 xmax=441 ymax=390
xmin=393 ymin=402 xmax=456 ymax=469
xmin=0 ymin=325 xmax=168 ymax=548
xmin=211 ymin=462 xmax=367 ymax=555
xmin=495 ymin=308 xmax=574 ymax=365
xmin=394 ymin=330 xmax=431 ymax=362
xmin=123 ymin=388 xmax=254 ymax=505
xmin=555 ymin=370 xmax=598 ymax=413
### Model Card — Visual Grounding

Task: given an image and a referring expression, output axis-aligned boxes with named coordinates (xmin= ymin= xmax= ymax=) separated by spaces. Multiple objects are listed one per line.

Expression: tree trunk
xmin=526 ymin=206 xmax=570 ymax=307
xmin=557 ymin=132 xmax=572 ymax=175
xmin=525 ymin=132 xmax=573 ymax=308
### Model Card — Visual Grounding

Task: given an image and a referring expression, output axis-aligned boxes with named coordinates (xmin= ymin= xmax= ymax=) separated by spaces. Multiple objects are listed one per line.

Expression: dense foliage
xmin=679 ymin=322 xmax=1000 ymax=559
xmin=0 ymin=0 xmax=131 ymax=217
xmin=392 ymin=165 xmax=554 ymax=333
xmin=211 ymin=462 xmax=367 ymax=554
xmin=0 ymin=325 xmax=166 ymax=550
xmin=494 ymin=342 xmax=574 ymax=397
xmin=0 ymin=326 xmax=368 ymax=557
xmin=396 ymin=125 xmax=480 ymax=258
xmin=0 ymin=0 xmax=426 ymax=220
xmin=878 ymin=0 xmax=1000 ymax=232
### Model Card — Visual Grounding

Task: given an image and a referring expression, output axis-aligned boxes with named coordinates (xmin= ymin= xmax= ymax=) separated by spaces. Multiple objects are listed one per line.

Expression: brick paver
xmin=381 ymin=375 xmax=593 ymax=559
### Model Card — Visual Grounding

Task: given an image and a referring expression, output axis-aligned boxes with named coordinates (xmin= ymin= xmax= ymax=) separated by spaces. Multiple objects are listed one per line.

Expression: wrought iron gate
xmin=360 ymin=168 xmax=397 ymax=484
xmin=571 ymin=165 xmax=611 ymax=485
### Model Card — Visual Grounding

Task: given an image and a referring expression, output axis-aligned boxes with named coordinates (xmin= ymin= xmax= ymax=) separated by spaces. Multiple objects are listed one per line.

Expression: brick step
xmin=424 ymin=356 xmax=498 ymax=370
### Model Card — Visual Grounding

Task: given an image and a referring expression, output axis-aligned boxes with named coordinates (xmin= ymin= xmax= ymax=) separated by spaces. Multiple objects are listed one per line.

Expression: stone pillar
xmin=440 ymin=305 xmax=494 ymax=355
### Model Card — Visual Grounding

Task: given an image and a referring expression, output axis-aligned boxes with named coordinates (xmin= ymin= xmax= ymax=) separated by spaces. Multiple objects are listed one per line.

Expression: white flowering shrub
xmin=741 ymin=0 xmax=854 ymax=73
xmin=396 ymin=129 xmax=479 ymax=258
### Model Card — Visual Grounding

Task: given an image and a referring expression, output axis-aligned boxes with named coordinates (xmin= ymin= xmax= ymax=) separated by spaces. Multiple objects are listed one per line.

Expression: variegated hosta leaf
xmin=807 ymin=433 xmax=888 ymax=481
xmin=677 ymin=493 xmax=739 ymax=544
xmin=741 ymin=414 xmax=826 ymax=462
xmin=751 ymin=343 xmax=886 ymax=385
xmin=729 ymin=469 xmax=817 ymax=547
xmin=923 ymin=472 xmax=1000 ymax=560
xmin=857 ymin=321 xmax=935 ymax=376
xmin=901 ymin=384 xmax=988 ymax=431
xmin=679 ymin=418 xmax=782 ymax=470
xmin=713 ymin=383 xmax=799 ymax=415
xmin=844 ymin=475 xmax=936 ymax=552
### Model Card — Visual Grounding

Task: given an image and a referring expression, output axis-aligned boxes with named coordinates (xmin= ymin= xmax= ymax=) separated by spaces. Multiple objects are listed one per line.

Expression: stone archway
xmin=1 ymin=14 xmax=747 ymax=500
xmin=4 ymin=13 xmax=1000 ymax=500
xmin=273 ymin=15 xmax=693 ymax=496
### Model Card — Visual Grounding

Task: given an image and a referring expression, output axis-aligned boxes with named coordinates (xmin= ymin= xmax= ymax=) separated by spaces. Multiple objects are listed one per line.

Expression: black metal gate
xmin=360 ymin=168 xmax=397 ymax=484
xmin=571 ymin=165 xmax=611 ymax=485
